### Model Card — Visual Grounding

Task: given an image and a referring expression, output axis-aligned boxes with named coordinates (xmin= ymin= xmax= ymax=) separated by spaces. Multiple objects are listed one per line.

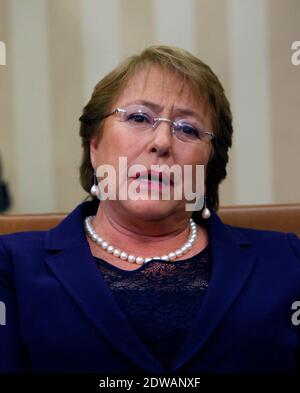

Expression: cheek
xmin=95 ymin=131 xmax=130 ymax=164
xmin=94 ymin=131 xmax=144 ymax=179
xmin=184 ymin=147 xmax=212 ymax=190
xmin=173 ymin=148 xmax=209 ymax=194
xmin=177 ymin=145 xmax=212 ymax=167
xmin=197 ymin=145 xmax=213 ymax=167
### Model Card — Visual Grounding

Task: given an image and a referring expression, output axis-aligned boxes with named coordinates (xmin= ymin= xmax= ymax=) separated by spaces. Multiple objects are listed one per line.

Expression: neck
xmin=91 ymin=201 xmax=200 ymax=257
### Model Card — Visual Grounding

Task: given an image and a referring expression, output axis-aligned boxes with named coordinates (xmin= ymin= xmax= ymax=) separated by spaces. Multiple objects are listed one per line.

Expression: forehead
xmin=112 ymin=65 xmax=208 ymax=115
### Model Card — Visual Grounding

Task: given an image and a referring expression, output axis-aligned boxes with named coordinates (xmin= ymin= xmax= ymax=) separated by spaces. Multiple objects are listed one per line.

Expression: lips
xmin=130 ymin=169 xmax=174 ymax=186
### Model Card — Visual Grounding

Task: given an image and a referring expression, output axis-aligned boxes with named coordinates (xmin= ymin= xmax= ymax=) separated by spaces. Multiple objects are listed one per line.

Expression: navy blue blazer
xmin=0 ymin=199 xmax=300 ymax=374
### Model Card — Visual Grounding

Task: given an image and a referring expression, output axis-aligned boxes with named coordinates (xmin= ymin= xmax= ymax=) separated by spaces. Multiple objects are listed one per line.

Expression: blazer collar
xmin=45 ymin=199 xmax=99 ymax=251
xmin=171 ymin=211 xmax=256 ymax=371
xmin=45 ymin=199 xmax=165 ymax=373
xmin=45 ymin=200 xmax=257 ymax=373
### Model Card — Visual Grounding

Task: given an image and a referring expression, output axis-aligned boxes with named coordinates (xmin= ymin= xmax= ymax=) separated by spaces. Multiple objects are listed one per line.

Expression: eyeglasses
xmin=102 ymin=106 xmax=215 ymax=145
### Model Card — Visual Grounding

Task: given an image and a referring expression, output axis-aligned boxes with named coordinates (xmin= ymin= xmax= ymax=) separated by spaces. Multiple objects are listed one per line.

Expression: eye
xmin=127 ymin=112 xmax=151 ymax=124
xmin=177 ymin=123 xmax=199 ymax=138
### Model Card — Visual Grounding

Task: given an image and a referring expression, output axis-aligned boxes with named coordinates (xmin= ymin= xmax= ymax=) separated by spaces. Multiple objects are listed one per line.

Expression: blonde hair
xmin=79 ymin=45 xmax=233 ymax=214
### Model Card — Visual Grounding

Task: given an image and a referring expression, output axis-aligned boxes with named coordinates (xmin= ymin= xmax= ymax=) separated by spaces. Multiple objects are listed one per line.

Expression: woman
xmin=0 ymin=45 xmax=300 ymax=374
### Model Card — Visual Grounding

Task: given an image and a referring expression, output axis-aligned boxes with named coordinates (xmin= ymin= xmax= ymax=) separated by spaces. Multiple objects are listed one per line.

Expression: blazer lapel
xmin=44 ymin=200 xmax=165 ymax=373
xmin=170 ymin=211 xmax=257 ymax=372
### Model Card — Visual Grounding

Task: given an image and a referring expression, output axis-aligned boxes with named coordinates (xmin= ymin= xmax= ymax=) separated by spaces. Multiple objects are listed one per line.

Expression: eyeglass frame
xmin=102 ymin=107 xmax=215 ymax=144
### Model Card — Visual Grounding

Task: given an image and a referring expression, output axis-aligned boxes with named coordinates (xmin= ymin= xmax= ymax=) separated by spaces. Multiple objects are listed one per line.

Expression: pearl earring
xmin=201 ymin=195 xmax=211 ymax=219
xmin=90 ymin=172 xmax=101 ymax=200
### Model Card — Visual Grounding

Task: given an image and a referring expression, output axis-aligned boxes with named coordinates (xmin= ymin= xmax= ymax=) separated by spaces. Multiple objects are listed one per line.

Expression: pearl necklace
xmin=84 ymin=215 xmax=198 ymax=265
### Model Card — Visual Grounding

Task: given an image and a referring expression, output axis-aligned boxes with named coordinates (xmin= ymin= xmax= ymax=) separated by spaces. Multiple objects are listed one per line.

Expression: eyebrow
xmin=122 ymin=99 xmax=205 ymax=123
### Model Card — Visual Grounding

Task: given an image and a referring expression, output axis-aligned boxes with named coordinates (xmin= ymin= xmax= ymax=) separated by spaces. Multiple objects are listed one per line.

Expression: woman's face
xmin=90 ymin=65 xmax=214 ymax=222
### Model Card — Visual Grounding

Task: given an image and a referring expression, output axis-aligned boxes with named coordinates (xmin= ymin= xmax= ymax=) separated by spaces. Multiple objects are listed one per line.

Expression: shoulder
xmin=0 ymin=199 xmax=94 ymax=275
xmin=0 ymin=199 xmax=94 ymax=260
xmin=0 ymin=230 xmax=46 ymax=256
xmin=0 ymin=231 xmax=47 ymax=277
xmin=226 ymin=224 xmax=300 ymax=260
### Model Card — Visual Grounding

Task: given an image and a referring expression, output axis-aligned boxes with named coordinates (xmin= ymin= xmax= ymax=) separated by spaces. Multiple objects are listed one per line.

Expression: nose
xmin=148 ymin=119 xmax=173 ymax=156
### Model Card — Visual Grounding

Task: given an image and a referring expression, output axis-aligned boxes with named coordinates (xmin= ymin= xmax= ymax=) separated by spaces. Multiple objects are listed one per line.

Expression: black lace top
xmin=94 ymin=246 xmax=212 ymax=369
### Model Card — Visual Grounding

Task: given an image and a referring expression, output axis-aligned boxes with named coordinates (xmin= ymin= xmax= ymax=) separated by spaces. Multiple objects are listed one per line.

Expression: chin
xmin=122 ymin=199 xmax=176 ymax=221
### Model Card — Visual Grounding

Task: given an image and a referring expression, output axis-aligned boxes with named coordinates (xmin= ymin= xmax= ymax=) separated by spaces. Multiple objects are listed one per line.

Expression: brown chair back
xmin=219 ymin=204 xmax=300 ymax=237
xmin=0 ymin=204 xmax=299 ymax=237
